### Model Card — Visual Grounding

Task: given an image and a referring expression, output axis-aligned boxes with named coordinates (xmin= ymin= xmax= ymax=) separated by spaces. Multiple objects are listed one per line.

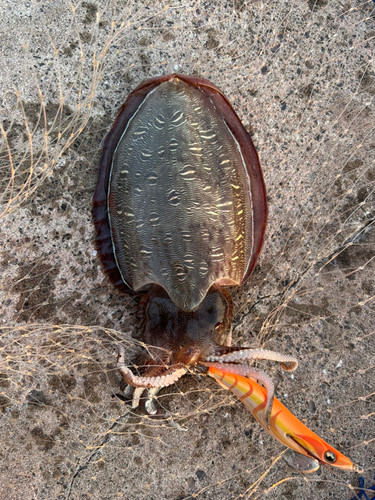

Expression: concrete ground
xmin=0 ymin=1 xmax=374 ymax=499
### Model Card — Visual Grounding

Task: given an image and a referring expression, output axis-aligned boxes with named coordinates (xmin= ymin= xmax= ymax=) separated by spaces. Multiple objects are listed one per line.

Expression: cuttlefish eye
xmin=324 ymin=450 xmax=337 ymax=463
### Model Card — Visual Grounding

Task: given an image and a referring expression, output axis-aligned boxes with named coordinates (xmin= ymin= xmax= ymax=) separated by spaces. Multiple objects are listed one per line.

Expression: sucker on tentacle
xmin=117 ymin=344 xmax=187 ymax=389
xmin=202 ymin=348 xmax=298 ymax=372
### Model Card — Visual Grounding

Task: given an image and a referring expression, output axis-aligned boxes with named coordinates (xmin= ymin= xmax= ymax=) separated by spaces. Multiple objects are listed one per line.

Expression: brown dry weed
xmin=0 ymin=1 xmax=374 ymax=499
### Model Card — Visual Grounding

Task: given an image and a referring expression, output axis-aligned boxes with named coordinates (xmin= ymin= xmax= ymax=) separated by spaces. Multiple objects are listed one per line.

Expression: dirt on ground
xmin=0 ymin=1 xmax=374 ymax=499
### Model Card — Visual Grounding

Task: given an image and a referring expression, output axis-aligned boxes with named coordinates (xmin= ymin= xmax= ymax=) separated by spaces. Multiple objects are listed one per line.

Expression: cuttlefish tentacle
xmin=118 ymin=344 xmax=297 ymax=422
xmin=117 ymin=344 xmax=187 ymax=389
xmin=202 ymin=348 xmax=298 ymax=372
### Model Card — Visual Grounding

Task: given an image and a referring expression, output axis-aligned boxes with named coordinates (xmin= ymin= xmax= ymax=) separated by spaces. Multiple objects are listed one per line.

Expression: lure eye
xmin=324 ymin=450 xmax=337 ymax=463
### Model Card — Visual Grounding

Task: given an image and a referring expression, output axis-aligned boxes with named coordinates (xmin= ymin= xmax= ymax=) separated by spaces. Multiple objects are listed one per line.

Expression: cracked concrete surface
xmin=0 ymin=1 xmax=374 ymax=499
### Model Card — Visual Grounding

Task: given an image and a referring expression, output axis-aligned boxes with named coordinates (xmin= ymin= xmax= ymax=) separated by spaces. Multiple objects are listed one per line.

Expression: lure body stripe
xmin=208 ymin=366 xmax=360 ymax=472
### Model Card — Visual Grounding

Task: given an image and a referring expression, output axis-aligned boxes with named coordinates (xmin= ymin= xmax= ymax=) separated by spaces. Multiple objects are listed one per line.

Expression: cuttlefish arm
xmin=208 ymin=366 xmax=362 ymax=472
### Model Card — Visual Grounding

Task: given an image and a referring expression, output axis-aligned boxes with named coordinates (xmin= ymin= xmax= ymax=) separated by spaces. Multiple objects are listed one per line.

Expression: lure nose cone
xmin=287 ymin=434 xmax=363 ymax=472
xmin=283 ymin=449 xmax=362 ymax=474
xmin=321 ymin=450 xmax=362 ymax=473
